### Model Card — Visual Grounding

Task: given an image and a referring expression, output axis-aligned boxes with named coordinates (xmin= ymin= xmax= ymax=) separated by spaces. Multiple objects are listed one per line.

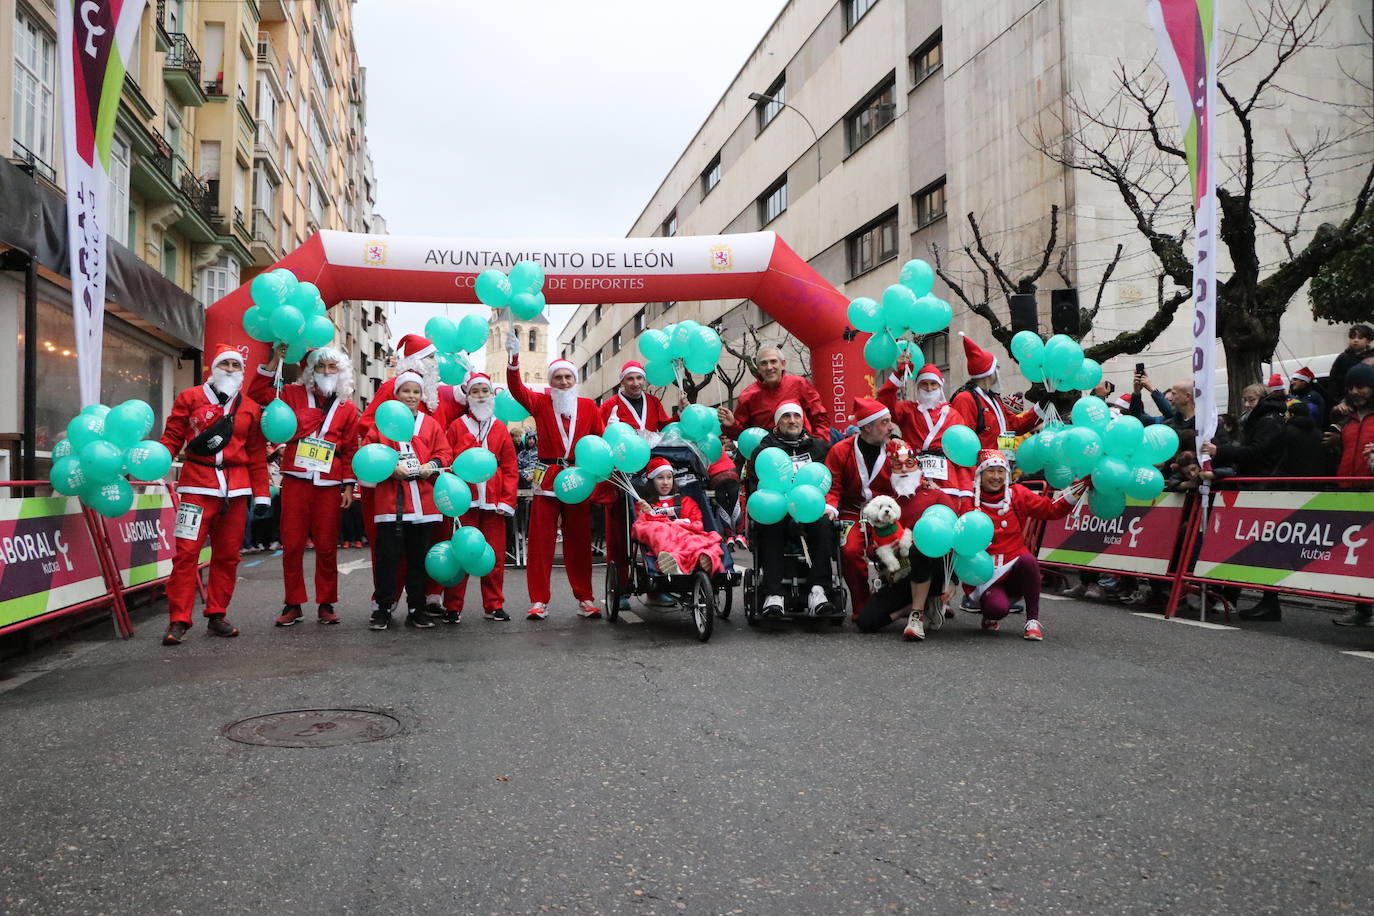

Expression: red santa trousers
xmin=605 ymin=499 xmax=631 ymax=583
xmin=279 ymin=475 xmax=343 ymax=606
xmin=840 ymin=490 xmax=947 ymax=618
xmin=526 ymin=494 xmax=594 ymax=605
xmin=443 ymin=508 xmax=507 ymax=612
xmin=167 ymin=493 xmax=248 ymax=626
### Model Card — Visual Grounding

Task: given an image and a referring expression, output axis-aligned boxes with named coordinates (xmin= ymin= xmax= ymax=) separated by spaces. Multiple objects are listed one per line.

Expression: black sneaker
xmin=485 ymin=608 xmax=510 ymax=621
xmin=441 ymin=610 xmax=462 ymax=625
xmin=162 ymin=621 xmax=189 ymax=646
xmin=369 ymin=609 xmax=392 ymax=631
xmin=405 ymin=611 xmax=436 ymax=629
xmin=206 ymin=616 xmax=239 ymax=638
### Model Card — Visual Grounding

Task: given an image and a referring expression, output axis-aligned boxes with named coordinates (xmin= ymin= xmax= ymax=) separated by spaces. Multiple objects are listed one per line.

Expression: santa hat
xmin=975 ymin=448 xmax=1010 ymax=477
xmin=1110 ymin=392 xmax=1131 ymax=411
xmin=208 ymin=344 xmax=242 ymax=369
xmin=393 ymin=369 xmax=424 ymax=390
xmin=620 ymin=360 xmax=646 ymax=381
xmin=916 ymin=364 xmax=945 ymax=386
xmin=1292 ymin=366 xmax=1316 ymax=384
xmin=645 ymin=456 xmax=674 ymax=480
xmin=548 ymin=357 xmax=578 ymax=379
xmin=852 ymin=397 xmax=890 ymax=428
xmin=462 ymin=371 xmax=492 ymax=393
xmin=959 ymin=333 xmax=997 ymax=379
xmin=1266 ymin=372 xmax=1285 ymax=393
xmin=774 ymin=401 xmax=804 ymax=424
xmin=396 ymin=334 xmax=435 ymax=360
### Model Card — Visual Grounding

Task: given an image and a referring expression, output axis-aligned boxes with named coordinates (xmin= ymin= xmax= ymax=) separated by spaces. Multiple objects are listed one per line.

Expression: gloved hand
xmin=823 ymin=504 xmax=839 ymax=521
xmin=252 ymin=501 xmax=273 ymax=520
xmin=505 ymin=331 xmax=520 ymax=359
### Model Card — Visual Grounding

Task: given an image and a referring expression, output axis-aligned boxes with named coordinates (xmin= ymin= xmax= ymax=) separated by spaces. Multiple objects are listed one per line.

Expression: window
xmin=593 ymin=305 xmax=602 ymax=323
xmin=109 ymin=137 xmax=131 ymax=246
xmin=758 ymin=174 xmax=788 ymax=225
xmin=285 ymin=62 xmax=296 ymax=96
xmin=847 ymin=209 xmax=899 ymax=278
xmin=162 ymin=238 xmax=178 ymax=284
xmin=611 ymin=331 xmax=622 ymax=352
xmin=701 ymin=153 xmax=721 ymax=197
xmin=847 ymin=76 xmax=896 ymax=152
xmin=922 ymin=330 xmax=949 ymax=370
xmin=13 ymin=8 xmax=56 ymax=168
xmin=662 ymin=211 xmax=677 ymax=237
xmin=164 ymin=100 xmax=183 ymax=154
xmin=633 ymin=308 xmax=647 ymax=333
xmin=845 ymin=0 xmax=879 ymax=30
xmin=755 ymin=74 xmax=785 ymax=132
xmin=280 ymin=215 xmax=292 ymax=254
xmin=198 ymin=256 xmax=239 ymax=307
xmin=528 ymin=328 xmax=537 ymax=350
xmin=593 ymin=351 xmax=603 ymax=372
xmin=910 ymin=30 xmax=943 ymax=85
xmin=914 ymin=178 xmax=947 ymax=228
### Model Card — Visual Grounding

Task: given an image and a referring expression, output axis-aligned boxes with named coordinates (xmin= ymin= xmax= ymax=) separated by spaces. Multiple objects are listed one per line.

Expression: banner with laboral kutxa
xmin=1193 ymin=490 xmax=1374 ymax=600
xmin=0 ymin=497 xmax=107 ymax=627
xmin=56 ymin=0 xmax=147 ymax=406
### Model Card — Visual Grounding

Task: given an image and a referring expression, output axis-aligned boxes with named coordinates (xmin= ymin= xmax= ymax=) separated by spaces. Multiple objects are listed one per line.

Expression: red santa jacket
xmin=727 ymin=374 xmax=831 ymax=442
xmin=950 ymin=388 xmax=1040 ymax=451
xmin=362 ymin=411 xmax=454 ymax=523
xmin=824 ymin=436 xmax=896 ymax=518
xmin=958 ymin=484 xmax=1075 ymax=571
xmin=601 ymin=391 xmax=673 ymax=432
xmin=446 ymin=414 xmax=518 ymax=515
xmin=358 ymin=378 xmax=462 ymax=437
xmin=876 ymin=381 xmax=975 ymax=498
xmin=248 ymin=367 xmax=360 ymax=486
xmin=1337 ymin=409 xmax=1374 ymax=477
xmin=637 ymin=492 xmax=704 ymax=525
xmin=506 ymin=360 xmax=605 ymax=496
xmin=160 ymin=382 xmax=270 ymax=504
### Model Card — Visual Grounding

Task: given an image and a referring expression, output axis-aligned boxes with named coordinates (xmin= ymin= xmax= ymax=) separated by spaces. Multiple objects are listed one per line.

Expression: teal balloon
xmin=1061 ymin=426 xmax=1105 ymax=477
xmin=495 ymin=389 xmax=530 ymax=422
xmin=270 ymin=304 xmax=306 ymax=341
xmin=899 ymin=259 xmax=935 ymax=297
xmin=305 ymin=296 xmax=328 ymax=319
xmin=250 ymin=270 xmax=290 ymax=308
xmin=424 ymin=540 xmax=464 ymax=586
xmin=52 ymin=439 xmax=74 ymax=460
xmin=896 ymin=340 xmax=925 ymax=370
xmin=289 ymin=282 xmax=321 ymax=312
xmin=748 ymin=489 xmax=789 ymax=525
xmin=602 ymin=421 xmax=637 ymax=447
xmin=910 ymin=296 xmax=953 ymax=335
xmin=434 ymin=472 xmax=473 ymax=517
xmin=787 ymin=484 xmax=826 ymax=523
xmin=456 ymin=314 xmax=490 ymax=353
xmin=684 ymin=327 xmax=722 ymax=375
xmin=67 ymin=413 xmax=106 ymax=451
xmin=611 ymin=433 xmax=650 ymax=473
xmin=737 ymin=427 xmax=768 ymax=460
xmin=644 ymin=359 xmax=677 ymax=387
xmin=847 ymin=297 xmax=884 ymax=333
xmin=914 ymin=507 xmax=956 ymax=558
xmin=105 ymin=400 xmax=154 ymax=448
xmin=553 ymin=466 xmax=596 ymax=504
xmin=1102 ymin=415 xmax=1145 ymax=459
xmin=453 ymin=447 xmax=498 ymax=483
xmin=952 ymin=511 xmax=994 ymax=557
xmin=1125 ymin=465 xmax=1165 ymax=502
xmin=923 ymin=503 xmax=959 ymax=529
xmin=509 ymin=260 xmax=545 ymax=294
xmin=262 ymin=398 xmax=298 ymax=443
xmin=49 ymin=456 xmax=88 ymax=496
xmin=658 ymin=423 xmax=683 ymax=444
xmin=1141 ymin=425 xmax=1180 ymax=465
xmin=376 ymin=400 xmax=416 ymax=442
xmin=1091 ymin=456 xmax=1133 ymax=494
xmin=669 ymin=321 xmax=699 ymax=357
xmin=80 ymin=404 xmax=109 ymax=417
xmin=125 ymin=440 xmax=172 ymax=480
xmin=243 ymin=305 xmax=277 ymax=343
xmin=1089 ymin=487 xmax=1127 ymax=520
xmin=437 ymin=354 xmax=467 ymax=386
xmin=1071 ymin=395 xmax=1112 ymax=431
xmin=352 ymin=443 xmax=399 ymax=484
xmin=941 ymin=425 xmax=980 ymax=467
xmin=882 ymin=284 xmax=918 ymax=333
xmin=450 ymin=525 xmax=487 ymax=566
xmin=1014 ymin=434 xmax=1043 ymax=473
xmin=792 ymin=462 xmax=832 ymax=493
xmin=754 ymin=447 xmax=794 ymax=492
xmin=954 ymin=550 xmax=994 ymax=586
xmin=425 ymin=316 xmax=461 ymax=352
xmin=679 ymin=404 xmax=717 ymax=440
xmin=510 ymin=292 xmax=543 ymax=320
xmin=284 ymin=338 xmax=309 ymax=363
xmin=1010 ymin=331 xmax=1044 ymax=363
xmin=1072 ymin=358 xmax=1103 ymax=391
xmin=82 ymin=478 xmax=134 ymax=518
xmin=1020 ymin=352 xmax=1045 ymax=383
xmin=863 ymin=333 xmax=898 ymax=370
xmin=1042 ymin=335 xmax=1084 ymax=382
xmin=638 ymin=329 xmax=671 ymax=363
xmin=574 ymin=436 xmax=615 ymax=480
xmin=303 ymin=316 xmax=336 ymax=348
xmin=702 ymin=433 xmax=724 ymax=463
xmin=466 ymin=543 xmax=498 ymax=577
xmin=1043 ymin=462 xmax=1075 ymax=489
xmin=475 ymin=270 xmax=512 ymax=307
xmin=78 ymin=440 xmax=123 ymax=483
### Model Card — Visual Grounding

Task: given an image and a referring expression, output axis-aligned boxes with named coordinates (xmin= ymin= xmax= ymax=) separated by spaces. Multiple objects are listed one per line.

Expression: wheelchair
xmin=603 ymin=444 xmax=741 ymax=642
xmin=741 ymin=514 xmax=849 ymax=627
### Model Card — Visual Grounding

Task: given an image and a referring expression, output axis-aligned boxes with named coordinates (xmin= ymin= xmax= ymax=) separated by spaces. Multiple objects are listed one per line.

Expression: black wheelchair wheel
xmin=717 ymin=579 xmax=733 ymax=619
xmin=604 ymin=561 xmax=620 ymax=623
xmin=743 ymin=568 xmax=759 ymax=627
xmin=690 ymin=570 xmax=715 ymax=642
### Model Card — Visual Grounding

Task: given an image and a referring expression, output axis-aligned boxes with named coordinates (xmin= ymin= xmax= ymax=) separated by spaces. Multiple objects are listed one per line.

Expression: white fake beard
xmin=551 ymin=387 xmax=579 ymax=418
xmin=212 ymin=368 xmax=243 ymax=397
xmin=891 ymin=470 xmax=921 ymax=498
xmin=313 ymin=373 xmax=339 ymax=396
xmin=985 ymin=372 xmax=1002 ymax=395
xmin=468 ymin=396 xmax=495 ymax=421
xmin=916 ymin=388 xmax=944 ymax=410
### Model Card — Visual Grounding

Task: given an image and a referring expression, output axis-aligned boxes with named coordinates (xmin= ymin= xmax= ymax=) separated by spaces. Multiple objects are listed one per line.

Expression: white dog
xmin=861 ymin=494 xmax=914 ymax=576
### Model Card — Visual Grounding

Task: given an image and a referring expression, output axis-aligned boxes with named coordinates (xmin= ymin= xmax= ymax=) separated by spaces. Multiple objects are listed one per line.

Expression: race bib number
xmin=399 ymin=455 xmax=422 ymax=479
xmin=839 ymin=519 xmax=857 ymax=544
xmin=919 ymin=454 xmax=949 ymax=481
xmin=530 ymin=463 xmax=550 ymax=489
xmin=294 ymin=436 xmax=337 ymax=473
xmin=997 ymin=435 xmax=1019 ymax=453
xmin=174 ymin=503 xmax=204 ymax=541
xmin=791 ymin=454 xmax=813 ymax=471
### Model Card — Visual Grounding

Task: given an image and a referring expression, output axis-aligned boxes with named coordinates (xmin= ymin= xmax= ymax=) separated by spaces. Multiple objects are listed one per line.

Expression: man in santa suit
xmin=878 ymin=362 xmax=975 ymax=502
xmin=506 ymin=331 xmax=606 ymax=619
xmin=948 ymin=334 xmax=1041 ymax=452
xmin=824 ymin=397 xmax=898 ymax=615
xmin=158 ymin=345 xmax=271 ymax=646
xmin=249 ymin=343 xmax=361 ymax=626
xmin=718 ymin=346 xmax=831 ymax=444
xmin=443 ymin=372 xmax=517 ymax=623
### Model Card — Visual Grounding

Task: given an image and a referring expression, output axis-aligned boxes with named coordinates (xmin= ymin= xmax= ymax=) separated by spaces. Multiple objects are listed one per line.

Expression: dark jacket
xmin=1272 ymin=407 xmax=1335 ymax=478
xmin=1129 ymin=388 xmax=1175 ymax=426
xmin=743 ymin=430 xmax=828 ymax=494
xmin=1325 ymin=347 xmax=1373 ymax=403
xmin=1214 ymin=394 xmax=1287 ymax=477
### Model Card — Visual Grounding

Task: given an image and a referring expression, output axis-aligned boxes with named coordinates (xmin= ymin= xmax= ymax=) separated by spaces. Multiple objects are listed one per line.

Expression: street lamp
xmin=748 ymin=91 xmax=822 ymax=182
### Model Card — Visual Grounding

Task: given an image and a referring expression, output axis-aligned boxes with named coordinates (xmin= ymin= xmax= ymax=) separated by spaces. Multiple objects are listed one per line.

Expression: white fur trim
xmin=856 ymin=407 xmax=891 ymax=427
xmin=774 ymin=401 xmax=804 ymax=423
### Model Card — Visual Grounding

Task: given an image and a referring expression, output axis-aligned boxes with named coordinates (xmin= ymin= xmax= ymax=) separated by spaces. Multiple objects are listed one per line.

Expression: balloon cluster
xmin=49 ymin=401 xmax=173 ymax=518
xmin=1014 ymin=397 xmax=1178 ymax=519
xmin=735 ymin=427 xmax=768 ymax=462
xmin=636 ymin=321 xmax=723 ymax=384
xmin=349 ymin=400 xmax=425 ymax=484
xmin=425 ymin=446 xmax=503 ymax=586
xmin=474 ymin=260 xmax=547 ymax=321
xmin=550 ymin=423 xmax=653 ymax=504
xmin=747 ymin=447 xmax=832 ymax=525
xmin=911 ymin=503 xmax=997 ymax=586
xmin=849 ymin=259 xmax=954 ymax=370
xmin=657 ymin=403 xmax=727 ymax=464
xmin=243 ymin=269 xmax=338 ymax=362
xmin=422 ymin=312 xmax=490 ymax=387
xmin=1010 ymin=331 xmax=1103 ymax=393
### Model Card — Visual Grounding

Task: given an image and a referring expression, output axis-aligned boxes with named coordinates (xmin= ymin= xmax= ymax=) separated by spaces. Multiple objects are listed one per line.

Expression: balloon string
xmin=274 ymin=361 xmax=283 ymax=395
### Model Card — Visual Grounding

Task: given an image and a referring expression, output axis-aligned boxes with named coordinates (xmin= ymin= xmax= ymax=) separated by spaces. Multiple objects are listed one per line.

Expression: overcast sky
xmin=351 ymin=0 xmax=790 ymax=367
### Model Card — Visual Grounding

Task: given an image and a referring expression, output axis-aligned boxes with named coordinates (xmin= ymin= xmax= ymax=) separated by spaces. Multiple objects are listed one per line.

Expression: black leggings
xmin=855 ymin=560 xmax=944 ymax=632
xmin=374 ymin=521 xmax=435 ymax=613
xmin=755 ymin=518 xmax=834 ymax=596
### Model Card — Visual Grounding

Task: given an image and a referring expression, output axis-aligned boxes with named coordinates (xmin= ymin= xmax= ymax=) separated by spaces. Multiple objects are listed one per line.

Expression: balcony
xmin=259 ymin=0 xmax=287 ymax=22
xmin=9 ymin=140 xmax=57 ymax=184
xmin=250 ymin=207 xmax=278 ymax=266
xmin=154 ymin=0 xmax=172 ymax=52
xmin=256 ymin=32 xmax=279 ymax=75
xmin=129 ymin=140 xmax=218 ymax=242
xmin=163 ymin=33 xmax=207 ymax=107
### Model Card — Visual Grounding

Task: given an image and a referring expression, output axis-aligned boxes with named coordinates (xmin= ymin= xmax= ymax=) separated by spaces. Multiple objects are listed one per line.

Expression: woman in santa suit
xmin=505 ymin=331 xmax=606 ymax=620
xmin=443 ymin=372 xmax=517 ymax=624
xmin=877 ymin=361 xmax=976 ymax=506
xmin=249 ymin=343 xmax=361 ymax=627
xmin=158 ymin=345 xmax=271 ymax=646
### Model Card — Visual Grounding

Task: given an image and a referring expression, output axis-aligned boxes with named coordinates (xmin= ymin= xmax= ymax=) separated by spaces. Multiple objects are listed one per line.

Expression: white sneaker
xmin=807 ymin=585 xmax=827 ymax=612
xmin=924 ymin=593 xmax=945 ymax=631
xmin=903 ymin=611 xmax=926 ymax=641
xmin=762 ymin=594 xmax=784 ymax=616
xmin=656 ymin=551 xmax=680 ymax=575
xmin=526 ymin=603 xmax=548 ymax=620
xmin=576 ymin=600 xmax=602 ymax=619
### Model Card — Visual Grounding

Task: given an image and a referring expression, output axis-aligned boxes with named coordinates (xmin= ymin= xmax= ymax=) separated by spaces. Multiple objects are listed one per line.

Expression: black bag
xmin=186 ymin=395 xmax=239 ymax=457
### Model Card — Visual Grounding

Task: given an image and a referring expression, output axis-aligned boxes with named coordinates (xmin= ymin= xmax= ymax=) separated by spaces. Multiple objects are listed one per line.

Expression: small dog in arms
xmin=861 ymin=494 xmax=913 ymax=576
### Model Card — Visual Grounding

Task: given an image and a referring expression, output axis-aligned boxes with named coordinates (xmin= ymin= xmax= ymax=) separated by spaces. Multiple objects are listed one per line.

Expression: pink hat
xmin=852 ymin=396 xmax=890 ymax=427
xmin=397 ymin=334 xmax=435 ymax=360
xmin=773 ymin=401 xmax=804 ymax=424
xmin=959 ymin=333 xmax=997 ymax=379
xmin=620 ymin=360 xmax=646 ymax=381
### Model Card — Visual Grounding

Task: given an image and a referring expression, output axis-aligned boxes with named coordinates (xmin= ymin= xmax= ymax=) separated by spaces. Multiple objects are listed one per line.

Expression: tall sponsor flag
xmin=1147 ymin=0 xmax=1219 ymax=448
xmin=56 ymin=1 xmax=146 ymax=406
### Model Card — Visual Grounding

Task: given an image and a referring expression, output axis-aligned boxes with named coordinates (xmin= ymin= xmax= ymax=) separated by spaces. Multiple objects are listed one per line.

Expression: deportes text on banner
xmin=1038 ymin=492 xmax=1189 ymax=577
xmin=0 ymin=496 xmax=107 ymax=627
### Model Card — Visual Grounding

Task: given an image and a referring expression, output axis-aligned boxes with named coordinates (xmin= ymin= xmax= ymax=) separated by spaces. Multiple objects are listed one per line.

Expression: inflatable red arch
xmin=205 ymin=230 xmax=867 ymax=425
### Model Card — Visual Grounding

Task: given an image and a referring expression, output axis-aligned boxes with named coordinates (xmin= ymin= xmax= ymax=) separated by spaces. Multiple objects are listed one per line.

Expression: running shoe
xmin=1023 ymin=619 xmax=1044 ymax=641
xmin=902 ymin=611 xmax=926 ymax=641
xmin=577 ymin=600 xmax=603 ymax=619
xmin=274 ymin=604 xmax=303 ymax=627
xmin=527 ymin=603 xmax=548 ymax=620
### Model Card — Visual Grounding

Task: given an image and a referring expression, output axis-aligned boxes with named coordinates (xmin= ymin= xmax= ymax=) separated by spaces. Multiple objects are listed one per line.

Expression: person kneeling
xmin=632 ymin=458 xmax=724 ymax=577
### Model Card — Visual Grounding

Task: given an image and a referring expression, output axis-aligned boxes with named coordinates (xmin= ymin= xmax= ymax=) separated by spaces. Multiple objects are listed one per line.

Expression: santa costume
xmin=877 ymin=363 xmax=975 ymax=501
xmin=824 ymin=397 xmax=900 ymax=614
xmin=631 ymin=457 xmax=724 ymax=576
xmin=948 ymin=334 xmax=1041 ymax=452
xmin=601 ymin=360 xmax=674 ymax=595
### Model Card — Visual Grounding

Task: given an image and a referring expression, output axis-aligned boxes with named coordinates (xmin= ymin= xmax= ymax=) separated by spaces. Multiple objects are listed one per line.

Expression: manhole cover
xmin=223 ymin=708 xmax=403 ymax=748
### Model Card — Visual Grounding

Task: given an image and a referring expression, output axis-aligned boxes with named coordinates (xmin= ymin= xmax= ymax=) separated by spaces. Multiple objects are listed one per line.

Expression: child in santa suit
xmin=362 ymin=371 xmax=453 ymax=631
xmin=443 ymin=373 xmax=518 ymax=624
xmin=959 ymin=449 xmax=1085 ymax=640
xmin=505 ymin=331 xmax=606 ymax=620
xmin=631 ymin=458 xmax=725 ymax=576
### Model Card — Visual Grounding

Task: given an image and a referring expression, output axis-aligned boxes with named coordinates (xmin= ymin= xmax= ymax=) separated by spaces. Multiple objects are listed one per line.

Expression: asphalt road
xmin=2 ymin=546 xmax=1373 ymax=915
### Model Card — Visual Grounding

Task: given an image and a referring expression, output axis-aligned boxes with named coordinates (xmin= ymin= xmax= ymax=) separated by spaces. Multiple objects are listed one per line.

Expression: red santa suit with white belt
xmin=957 ymin=456 xmax=1077 ymax=600
xmin=159 ymin=346 xmax=270 ymax=628
xmin=600 ymin=361 xmax=673 ymax=585
xmin=878 ymin=364 xmax=975 ymax=500
xmin=362 ymin=410 xmax=454 ymax=523
xmin=507 ymin=353 xmax=606 ymax=609
xmin=948 ymin=334 xmax=1040 ymax=451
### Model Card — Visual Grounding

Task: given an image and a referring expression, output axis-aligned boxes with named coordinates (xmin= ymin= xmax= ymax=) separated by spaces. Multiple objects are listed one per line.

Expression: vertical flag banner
xmin=1146 ymin=0 xmax=1219 ymax=447
xmin=56 ymin=0 xmax=146 ymax=406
